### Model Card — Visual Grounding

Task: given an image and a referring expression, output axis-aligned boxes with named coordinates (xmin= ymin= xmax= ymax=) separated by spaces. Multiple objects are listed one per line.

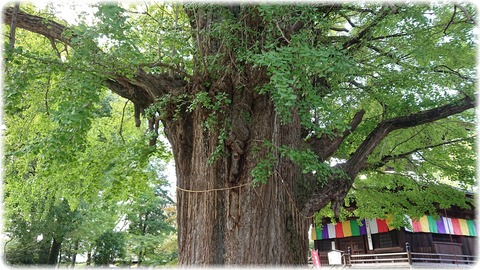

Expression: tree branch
xmin=338 ymin=11 xmax=356 ymax=28
xmin=8 ymin=3 xmax=20 ymax=51
xmin=344 ymin=95 xmax=475 ymax=178
xmin=301 ymin=95 xmax=475 ymax=217
xmin=366 ymin=135 xmax=476 ymax=170
xmin=443 ymin=5 xmax=457 ymax=35
xmin=3 ymin=6 xmax=72 ymax=45
xmin=342 ymin=6 xmax=393 ymax=49
xmin=306 ymin=109 xmax=365 ymax=161
xmin=367 ymin=44 xmax=398 ymax=59
xmin=48 ymin=37 xmax=62 ymax=59
xmin=368 ymin=32 xmax=408 ymax=41
xmin=275 ymin=20 xmax=291 ymax=44
xmin=455 ymin=4 xmax=474 ymax=22
xmin=330 ymin=26 xmax=349 ymax=32
xmin=142 ymin=62 xmax=193 ymax=79
xmin=3 ymin=6 xmax=188 ymax=128
xmin=45 ymin=75 xmax=51 ymax=116
xmin=119 ymin=100 xmax=129 ymax=143
xmin=434 ymin=65 xmax=475 ymax=82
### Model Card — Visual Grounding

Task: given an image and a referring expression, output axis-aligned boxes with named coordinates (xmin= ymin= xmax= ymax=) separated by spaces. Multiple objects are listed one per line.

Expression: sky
xmin=32 ymin=1 xmax=96 ymax=24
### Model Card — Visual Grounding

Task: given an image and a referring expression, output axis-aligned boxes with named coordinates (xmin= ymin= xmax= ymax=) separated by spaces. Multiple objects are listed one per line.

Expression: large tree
xmin=3 ymin=2 xmax=476 ymax=265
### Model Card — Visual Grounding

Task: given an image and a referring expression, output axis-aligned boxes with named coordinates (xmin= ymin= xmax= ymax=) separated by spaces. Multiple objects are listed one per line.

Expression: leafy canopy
xmin=2 ymin=2 xmax=477 ymax=231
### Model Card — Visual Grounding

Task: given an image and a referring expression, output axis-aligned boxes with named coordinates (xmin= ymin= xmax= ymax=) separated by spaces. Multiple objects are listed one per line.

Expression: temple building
xmin=311 ymin=193 xmax=477 ymax=266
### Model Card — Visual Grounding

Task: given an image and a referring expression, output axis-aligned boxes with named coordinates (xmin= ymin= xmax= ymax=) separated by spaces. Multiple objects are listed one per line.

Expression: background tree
xmin=153 ymin=213 xmax=179 ymax=266
xmin=3 ymin=2 xmax=476 ymax=266
xmin=125 ymin=173 xmax=176 ymax=266
xmin=2 ymin=14 xmax=174 ymax=265
xmin=93 ymin=230 xmax=126 ymax=266
xmin=3 ymin=92 xmax=174 ymax=266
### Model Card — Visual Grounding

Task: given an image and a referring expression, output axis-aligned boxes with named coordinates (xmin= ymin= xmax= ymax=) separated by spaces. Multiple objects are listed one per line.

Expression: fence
xmin=345 ymin=243 xmax=477 ymax=266
xmin=411 ymin=252 xmax=477 ymax=265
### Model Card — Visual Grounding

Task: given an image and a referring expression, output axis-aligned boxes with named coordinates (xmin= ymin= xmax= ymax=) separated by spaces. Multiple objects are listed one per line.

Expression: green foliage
xmin=348 ymin=171 xmax=473 ymax=227
xmin=154 ymin=232 xmax=179 ymax=265
xmin=3 ymin=4 xmax=182 ymax=265
xmin=3 ymin=199 xmax=82 ymax=265
xmin=251 ymin=152 xmax=277 ymax=187
xmin=3 ymin=44 xmax=173 ymax=266
xmin=187 ymin=91 xmax=232 ymax=130
xmin=125 ymin=182 xmax=176 ymax=266
xmin=208 ymin=127 xmax=229 ymax=165
xmin=3 ymin=86 xmax=175 ymax=265
xmin=250 ymin=6 xmax=360 ymax=129
xmin=146 ymin=91 xmax=231 ymax=131
xmin=251 ymin=142 xmax=347 ymax=187
xmin=279 ymin=146 xmax=329 ymax=178
xmin=252 ymin=41 xmax=357 ymax=124
xmin=145 ymin=93 xmax=188 ymax=121
xmin=93 ymin=231 xmax=126 ymax=265
xmin=247 ymin=3 xmax=477 ymax=219
xmin=4 ymin=238 xmax=51 ymax=265
xmin=250 ymin=142 xmax=276 ymax=186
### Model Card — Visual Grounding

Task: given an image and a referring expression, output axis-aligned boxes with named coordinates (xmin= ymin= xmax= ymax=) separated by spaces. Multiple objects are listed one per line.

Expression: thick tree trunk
xmin=164 ymin=89 xmax=309 ymax=264
xmin=47 ymin=237 xmax=62 ymax=265
xmin=159 ymin=6 xmax=309 ymax=265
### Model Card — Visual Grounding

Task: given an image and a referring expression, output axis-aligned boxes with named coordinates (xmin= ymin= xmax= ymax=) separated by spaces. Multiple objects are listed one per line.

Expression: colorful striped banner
xmin=327 ymin=223 xmax=336 ymax=239
xmin=467 ymin=219 xmax=477 ymax=236
xmin=451 ymin=218 xmax=462 ymax=235
xmin=367 ymin=218 xmax=390 ymax=234
xmin=419 ymin=216 xmax=430 ymax=232
xmin=459 ymin=219 xmax=469 ymax=236
xmin=427 ymin=216 xmax=438 ymax=233
xmin=445 ymin=217 xmax=454 ymax=234
xmin=335 ymin=222 xmax=344 ymax=238
xmin=312 ymin=215 xmax=477 ymax=240
xmin=409 ymin=216 xmax=476 ymax=237
xmin=368 ymin=218 xmax=379 ymax=234
xmin=342 ymin=221 xmax=351 ymax=237
xmin=312 ymin=219 xmax=387 ymax=240
xmin=386 ymin=215 xmax=396 ymax=231
xmin=377 ymin=218 xmax=390 ymax=233
xmin=436 ymin=218 xmax=446 ymax=234
xmin=310 ymin=226 xmax=316 ymax=240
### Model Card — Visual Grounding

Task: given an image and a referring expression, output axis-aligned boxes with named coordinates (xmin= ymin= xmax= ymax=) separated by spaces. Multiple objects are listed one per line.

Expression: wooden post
xmin=406 ymin=242 xmax=412 ymax=265
xmin=347 ymin=247 xmax=351 ymax=266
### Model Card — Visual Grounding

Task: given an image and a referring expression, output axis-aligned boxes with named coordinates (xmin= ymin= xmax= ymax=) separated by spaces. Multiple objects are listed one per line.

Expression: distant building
xmin=311 ymin=193 xmax=477 ymax=266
